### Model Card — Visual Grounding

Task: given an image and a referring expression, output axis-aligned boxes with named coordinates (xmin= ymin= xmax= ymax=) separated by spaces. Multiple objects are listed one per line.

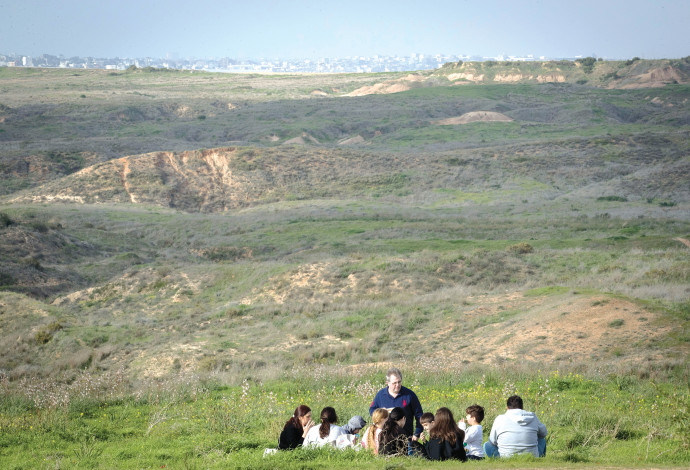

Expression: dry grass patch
xmin=433 ymin=111 xmax=513 ymax=125
xmin=427 ymin=291 xmax=678 ymax=370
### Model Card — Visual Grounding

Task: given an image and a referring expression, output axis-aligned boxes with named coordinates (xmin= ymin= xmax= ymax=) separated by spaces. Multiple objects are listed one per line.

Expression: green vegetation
xmin=0 ymin=368 xmax=688 ymax=468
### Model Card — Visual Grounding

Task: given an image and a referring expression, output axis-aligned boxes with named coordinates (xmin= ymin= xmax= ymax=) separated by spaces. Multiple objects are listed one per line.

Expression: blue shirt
xmin=369 ymin=385 xmax=424 ymax=437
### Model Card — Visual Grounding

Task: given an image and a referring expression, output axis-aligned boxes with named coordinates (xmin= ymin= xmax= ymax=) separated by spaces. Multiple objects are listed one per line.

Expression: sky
xmin=1 ymin=0 xmax=688 ymax=60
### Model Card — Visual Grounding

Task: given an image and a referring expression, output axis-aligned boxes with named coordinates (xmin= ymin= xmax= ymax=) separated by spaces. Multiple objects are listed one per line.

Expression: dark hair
xmin=380 ymin=407 xmax=405 ymax=438
xmin=319 ymin=406 xmax=338 ymax=439
xmin=420 ymin=412 xmax=435 ymax=424
xmin=379 ymin=407 xmax=406 ymax=455
xmin=284 ymin=404 xmax=311 ymax=431
xmin=465 ymin=404 xmax=484 ymax=423
xmin=507 ymin=395 xmax=523 ymax=410
xmin=430 ymin=407 xmax=464 ymax=445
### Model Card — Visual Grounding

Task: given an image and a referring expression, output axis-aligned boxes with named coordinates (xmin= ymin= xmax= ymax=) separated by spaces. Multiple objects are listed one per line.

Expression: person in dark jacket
xmin=378 ymin=407 xmax=408 ymax=456
xmin=425 ymin=407 xmax=467 ymax=461
xmin=278 ymin=405 xmax=314 ymax=450
xmin=369 ymin=367 xmax=424 ymax=441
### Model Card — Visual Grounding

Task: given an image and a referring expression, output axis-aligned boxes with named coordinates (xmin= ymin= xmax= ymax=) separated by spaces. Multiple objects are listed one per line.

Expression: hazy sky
xmin=1 ymin=0 xmax=688 ymax=59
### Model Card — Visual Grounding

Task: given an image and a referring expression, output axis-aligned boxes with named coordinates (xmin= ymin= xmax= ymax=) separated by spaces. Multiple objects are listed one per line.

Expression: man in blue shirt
xmin=369 ymin=367 xmax=424 ymax=452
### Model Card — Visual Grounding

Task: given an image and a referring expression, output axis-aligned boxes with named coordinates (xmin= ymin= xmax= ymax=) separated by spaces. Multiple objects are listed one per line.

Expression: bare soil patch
xmin=434 ymin=291 xmax=676 ymax=369
xmin=345 ymin=73 xmax=425 ymax=96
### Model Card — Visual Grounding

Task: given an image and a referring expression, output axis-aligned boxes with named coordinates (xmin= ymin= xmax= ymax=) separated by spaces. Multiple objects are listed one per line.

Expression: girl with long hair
xmin=378 ymin=407 xmax=408 ymax=456
xmin=303 ymin=406 xmax=345 ymax=447
xmin=362 ymin=408 xmax=388 ymax=454
xmin=425 ymin=407 xmax=467 ymax=461
xmin=278 ymin=405 xmax=314 ymax=450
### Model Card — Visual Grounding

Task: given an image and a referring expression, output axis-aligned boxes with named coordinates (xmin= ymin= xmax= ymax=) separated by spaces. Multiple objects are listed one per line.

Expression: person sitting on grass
xmin=417 ymin=412 xmax=435 ymax=445
xmin=484 ymin=395 xmax=547 ymax=458
xmin=336 ymin=415 xmax=367 ymax=449
xmin=304 ymin=406 xmax=345 ymax=447
xmin=378 ymin=407 xmax=408 ymax=456
xmin=361 ymin=408 xmax=388 ymax=455
xmin=424 ymin=407 xmax=467 ymax=461
xmin=278 ymin=404 xmax=314 ymax=450
xmin=459 ymin=404 xmax=485 ymax=460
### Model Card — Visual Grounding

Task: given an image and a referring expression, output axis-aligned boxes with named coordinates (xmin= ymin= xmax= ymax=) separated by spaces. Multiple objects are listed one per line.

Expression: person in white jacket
xmin=483 ymin=395 xmax=547 ymax=458
xmin=304 ymin=406 xmax=345 ymax=447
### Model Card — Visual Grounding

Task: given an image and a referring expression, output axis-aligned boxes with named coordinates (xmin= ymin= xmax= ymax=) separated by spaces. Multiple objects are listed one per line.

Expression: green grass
xmin=0 ymin=369 xmax=688 ymax=468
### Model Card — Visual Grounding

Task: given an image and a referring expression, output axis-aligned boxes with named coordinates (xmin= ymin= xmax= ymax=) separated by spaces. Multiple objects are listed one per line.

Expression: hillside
xmin=1 ymin=60 xmax=689 ymax=196
xmin=0 ymin=66 xmax=688 ymax=384
xmin=439 ymin=57 xmax=689 ymax=86
xmin=6 ymin=132 xmax=690 ymax=213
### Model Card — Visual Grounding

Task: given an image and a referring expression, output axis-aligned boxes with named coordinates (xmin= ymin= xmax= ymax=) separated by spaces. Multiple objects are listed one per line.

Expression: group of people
xmin=277 ymin=367 xmax=548 ymax=461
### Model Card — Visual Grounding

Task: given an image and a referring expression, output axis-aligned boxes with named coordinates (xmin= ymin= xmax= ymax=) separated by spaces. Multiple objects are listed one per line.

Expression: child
xmin=362 ymin=408 xmax=388 ymax=455
xmin=458 ymin=404 xmax=485 ymax=460
xmin=425 ymin=407 xmax=467 ymax=461
xmin=378 ymin=407 xmax=407 ymax=456
xmin=418 ymin=412 xmax=435 ymax=444
xmin=336 ymin=415 xmax=367 ymax=449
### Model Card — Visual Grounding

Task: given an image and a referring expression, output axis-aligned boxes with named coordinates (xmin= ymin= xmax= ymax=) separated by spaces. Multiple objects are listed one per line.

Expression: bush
xmin=597 ymin=196 xmax=627 ymax=202
xmin=35 ymin=321 xmax=63 ymax=344
xmin=22 ymin=257 xmax=43 ymax=271
xmin=0 ymin=212 xmax=15 ymax=228
xmin=29 ymin=221 xmax=49 ymax=233
xmin=0 ymin=271 xmax=16 ymax=287
xmin=576 ymin=57 xmax=597 ymax=73
xmin=508 ymin=242 xmax=534 ymax=254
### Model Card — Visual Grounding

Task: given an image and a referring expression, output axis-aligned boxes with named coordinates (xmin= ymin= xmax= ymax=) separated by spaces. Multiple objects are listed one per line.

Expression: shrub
xmin=22 ymin=257 xmax=43 ymax=271
xmin=35 ymin=321 xmax=63 ymax=344
xmin=508 ymin=242 xmax=534 ymax=254
xmin=0 ymin=212 xmax=15 ymax=227
xmin=576 ymin=57 xmax=597 ymax=74
xmin=29 ymin=221 xmax=49 ymax=233
xmin=0 ymin=271 xmax=16 ymax=286
xmin=597 ymin=196 xmax=627 ymax=202
xmin=69 ymin=349 xmax=93 ymax=369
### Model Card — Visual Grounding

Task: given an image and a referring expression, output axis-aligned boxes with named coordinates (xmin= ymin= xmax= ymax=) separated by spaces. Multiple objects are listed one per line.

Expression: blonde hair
xmin=365 ymin=408 xmax=389 ymax=452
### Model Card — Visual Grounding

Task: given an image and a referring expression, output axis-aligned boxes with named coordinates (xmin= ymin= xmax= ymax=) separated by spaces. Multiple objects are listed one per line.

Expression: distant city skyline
xmin=1 ymin=0 xmax=688 ymax=61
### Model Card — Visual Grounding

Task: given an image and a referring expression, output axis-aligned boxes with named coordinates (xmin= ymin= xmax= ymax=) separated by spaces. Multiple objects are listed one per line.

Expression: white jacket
xmin=304 ymin=423 xmax=345 ymax=447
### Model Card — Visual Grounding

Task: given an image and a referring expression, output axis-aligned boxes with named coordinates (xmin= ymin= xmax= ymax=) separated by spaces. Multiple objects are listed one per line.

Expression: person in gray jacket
xmin=483 ymin=395 xmax=547 ymax=457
